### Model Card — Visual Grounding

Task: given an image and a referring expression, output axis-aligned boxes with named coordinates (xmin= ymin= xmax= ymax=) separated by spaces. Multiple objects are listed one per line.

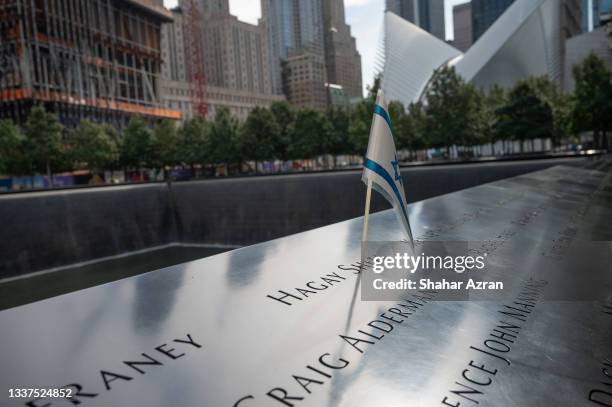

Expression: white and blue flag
xmin=362 ymin=90 xmax=414 ymax=242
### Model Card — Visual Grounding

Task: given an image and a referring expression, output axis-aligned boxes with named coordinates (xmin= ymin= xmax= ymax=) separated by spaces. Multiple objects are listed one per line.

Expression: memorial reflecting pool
xmin=0 ymin=245 xmax=229 ymax=311
xmin=0 ymin=160 xmax=610 ymax=406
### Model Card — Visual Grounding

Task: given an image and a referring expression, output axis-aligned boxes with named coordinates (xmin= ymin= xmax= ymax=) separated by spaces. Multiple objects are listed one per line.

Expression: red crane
xmin=184 ymin=0 xmax=208 ymax=117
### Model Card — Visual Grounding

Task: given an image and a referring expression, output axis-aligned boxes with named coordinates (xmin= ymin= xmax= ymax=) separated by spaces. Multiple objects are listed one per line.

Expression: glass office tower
xmin=471 ymin=0 xmax=515 ymax=42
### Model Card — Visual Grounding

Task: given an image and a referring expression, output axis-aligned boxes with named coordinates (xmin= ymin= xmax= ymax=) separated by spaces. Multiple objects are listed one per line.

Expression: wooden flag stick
xmin=361 ymin=178 xmax=373 ymax=263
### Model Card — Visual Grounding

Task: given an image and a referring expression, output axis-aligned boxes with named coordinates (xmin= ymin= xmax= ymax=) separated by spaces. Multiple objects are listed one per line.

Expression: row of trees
xmin=0 ymin=102 xmax=357 ymax=178
xmin=0 ymin=54 xmax=610 ymax=179
xmin=407 ymin=52 xmax=612 ymax=154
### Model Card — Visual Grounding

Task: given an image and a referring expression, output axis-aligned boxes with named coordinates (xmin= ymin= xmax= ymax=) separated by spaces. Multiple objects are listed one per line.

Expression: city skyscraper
xmin=471 ymin=0 xmax=515 ymax=42
xmin=288 ymin=0 xmax=328 ymax=109
xmin=296 ymin=0 xmax=326 ymax=50
xmin=282 ymin=50 xmax=328 ymax=109
xmin=261 ymin=0 xmax=296 ymax=94
xmin=323 ymin=0 xmax=363 ymax=99
xmin=161 ymin=3 xmax=283 ymax=121
xmin=161 ymin=8 xmax=188 ymax=83
xmin=472 ymin=0 xmax=580 ymax=49
xmin=451 ymin=2 xmax=473 ymax=52
xmin=582 ymin=0 xmax=612 ymax=31
xmin=262 ymin=0 xmax=326 ymax=104
xmin=263 ymin=0 xmax=362 ymax=108
xmin=198 ymin=0 xmax=230 ymax=15
xmin=385 ymin=0 xmax=446 ymax=41
xmin=202 ymin=14 xmax=273 ymax=94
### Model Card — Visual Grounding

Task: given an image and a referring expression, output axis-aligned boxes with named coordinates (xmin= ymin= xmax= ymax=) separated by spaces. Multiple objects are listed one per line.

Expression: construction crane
xmin=183 ymin=0 xmax=208 ymax=118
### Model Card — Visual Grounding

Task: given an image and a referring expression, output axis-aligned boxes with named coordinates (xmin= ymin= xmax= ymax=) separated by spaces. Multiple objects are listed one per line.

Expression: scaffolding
xmin=0 ymin=0 xmax=180 ymax=127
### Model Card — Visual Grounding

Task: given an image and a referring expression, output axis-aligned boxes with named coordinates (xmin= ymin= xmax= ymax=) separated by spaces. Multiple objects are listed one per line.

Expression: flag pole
xmin=361 ymin=178 xmax=373 ymax=263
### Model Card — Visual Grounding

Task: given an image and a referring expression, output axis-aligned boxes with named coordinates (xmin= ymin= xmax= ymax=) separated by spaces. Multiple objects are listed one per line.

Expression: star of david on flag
xmin=362 ymin=89 xmax=414 ymax=243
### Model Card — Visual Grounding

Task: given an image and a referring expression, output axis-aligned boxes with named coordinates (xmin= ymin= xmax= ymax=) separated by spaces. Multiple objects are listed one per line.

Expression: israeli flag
xmin=362 ymin=90 xmax=414 ymax=242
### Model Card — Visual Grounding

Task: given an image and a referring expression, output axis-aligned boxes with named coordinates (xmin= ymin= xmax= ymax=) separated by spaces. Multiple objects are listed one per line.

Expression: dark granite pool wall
xmin=0 ymin=184 xmax=178 ymax=279
xmin=0 ymin=158 xmax=586 ymax=279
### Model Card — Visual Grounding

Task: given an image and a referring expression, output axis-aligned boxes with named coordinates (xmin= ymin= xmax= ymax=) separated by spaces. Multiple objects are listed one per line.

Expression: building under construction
xmin=0 ymin=0 xmax=180 ymax=127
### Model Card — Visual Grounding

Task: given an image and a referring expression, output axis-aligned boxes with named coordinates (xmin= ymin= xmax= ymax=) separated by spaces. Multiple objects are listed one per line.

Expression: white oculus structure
xmin=381 ymin=0 xmax=563 ymax=106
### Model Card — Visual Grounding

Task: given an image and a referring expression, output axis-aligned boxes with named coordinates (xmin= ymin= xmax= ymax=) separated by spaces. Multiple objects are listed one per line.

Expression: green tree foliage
xmin=70 ymin=120 xmax=118 ymax=172
xmin=550 ymin=92 xmax=573 ymax=146
xmin=480 ymin=85 xmax=506 ymax=150
xmin=495 ymin=81 xmax=553 ymax=152
xmin=387 ymin=100 xmax=429 ymax=158
xmin=177 ymin=117 xmax=210 ymax=168
xmin=424 ymin=66 xmax=481 ymax=154
xmin=326 ymin=107 xmax=351 ymax=161
xmin=240 ymin=107 xmax=280 ymax=165
xmin=348 ymin=101 xmax=372 ymax=155
xmin=152 ymin=119 xmax=179 ymax=170
xmin=103 ymin=125 xmax=121 ymax=164
xmin=396 ymin=102 xmax=427 ymax=157
xmin=348 ymin=77 xmax=380 ymax=155
xmin=571 ymin=53 xmax=612 ymax=149
xmin=387 ymin=100 xmax=406 ymax=145
xmin=387 ymin=101 xmax=405 ymax=128
xmin=462 ymin=85 xmax=485 ymax=148
xmin=209 ymin=108 xmax=240 ymax=164
xmin=0 ymin=119 xmax=26 ymax=175
xmin=288 ymin=108 xmax=332 ymax=159
xmin=24 ymin=106 xmax=64 ymax=182
xmin=121 ymin=117 xmax=153 ymax=169
xmin=270 ymin=101 xmax=296 ymax=161
xmin=10 ymin=60 xmax=611 ymax=182
xmin=526 ymin=76 xmax=574 ymax=146
xmin=368 ymin=76 xmax=381 ymax=99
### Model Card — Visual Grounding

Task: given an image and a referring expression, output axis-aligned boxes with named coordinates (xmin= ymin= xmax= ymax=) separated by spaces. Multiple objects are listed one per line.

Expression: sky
xmin=163 ymin=0 xmax=470 ymax=95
